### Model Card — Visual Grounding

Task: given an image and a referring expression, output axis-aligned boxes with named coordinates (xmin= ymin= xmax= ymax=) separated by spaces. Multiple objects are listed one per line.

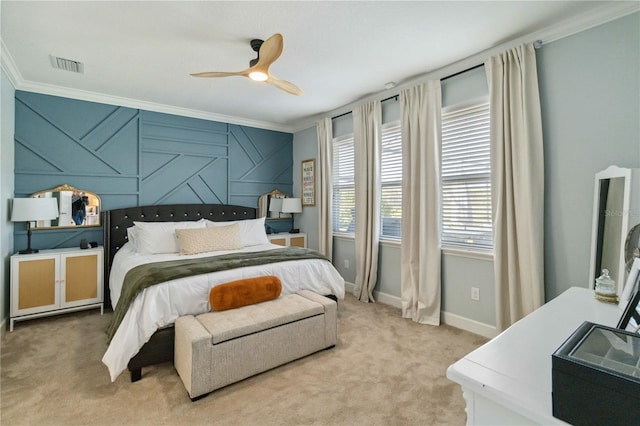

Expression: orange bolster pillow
xmin=209 ymin=276 xmax=282 ymax=311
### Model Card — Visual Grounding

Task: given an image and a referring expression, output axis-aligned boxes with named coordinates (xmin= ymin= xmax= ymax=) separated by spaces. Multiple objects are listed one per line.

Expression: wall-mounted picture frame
xmin=301 ymin=158 xmax=316 ymax=207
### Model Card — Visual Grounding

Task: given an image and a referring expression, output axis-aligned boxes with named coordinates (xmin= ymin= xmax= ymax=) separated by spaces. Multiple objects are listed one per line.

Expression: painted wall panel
xmin=15 ymin=91 xmax=120 ymax=139
xmin=229 ymin=124 xmax=293 ymax=185
xmin=95 ymin=116 xmax=140 ymax=176
xmin=15 ymin=174 xmax=139 ymax=196
xmin=14 ymin=91 xmax=293 ymax=251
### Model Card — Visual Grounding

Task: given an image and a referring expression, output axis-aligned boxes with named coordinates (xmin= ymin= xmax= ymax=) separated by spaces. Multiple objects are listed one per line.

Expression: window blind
xmin=441 ymin=102 xmax=492 ymax=250
xmin=380 ymin=122 xmax=402 ymax=239
xmin=332 ymin=134 xmax=355 ymax=234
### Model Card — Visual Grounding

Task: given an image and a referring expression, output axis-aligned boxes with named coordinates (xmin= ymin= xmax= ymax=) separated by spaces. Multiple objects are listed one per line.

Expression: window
xmin=332 ymin=134 xmax=355 ymax=234
xmin=441 ymin=102 xmax=492 ymax=250
xmin=380 ymin=122 xmax=402 ymax=239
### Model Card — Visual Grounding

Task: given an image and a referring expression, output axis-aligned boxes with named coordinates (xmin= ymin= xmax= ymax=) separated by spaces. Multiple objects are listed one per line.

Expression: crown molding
xmin=1 ymin=40 xmax=22 ymax=88
xmin=14 ymin=79 xmax=294 ymax=133
xmin=289 ymin=2 xmax=640 ymax=133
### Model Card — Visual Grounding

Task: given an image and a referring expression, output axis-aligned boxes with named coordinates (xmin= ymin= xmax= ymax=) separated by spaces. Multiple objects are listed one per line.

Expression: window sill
xmin=442 ymin=247 xmax=494 ymax=261
xmin=333 ymin=233 xmax=354 ymax=242
xmin=380 ymin=238 xmax=401 ymax=248
xmin=332 ymin=234 xmax=401 ymax=248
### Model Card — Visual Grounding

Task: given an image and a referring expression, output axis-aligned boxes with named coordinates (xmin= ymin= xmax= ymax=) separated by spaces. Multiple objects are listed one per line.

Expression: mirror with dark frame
xmin=31 ymin=184 xmax=101 ymax=229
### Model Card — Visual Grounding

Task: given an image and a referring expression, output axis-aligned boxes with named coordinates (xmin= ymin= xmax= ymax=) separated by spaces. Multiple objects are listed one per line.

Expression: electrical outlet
xmin=344 ymin=259 xmax=350 ymax=269
xmin=471 ymin=287 xmax=480 ymax=301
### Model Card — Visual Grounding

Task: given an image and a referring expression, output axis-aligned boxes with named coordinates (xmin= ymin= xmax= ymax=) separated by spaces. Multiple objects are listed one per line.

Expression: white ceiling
xmin=1 ymin=1 xmax=636 ymax=132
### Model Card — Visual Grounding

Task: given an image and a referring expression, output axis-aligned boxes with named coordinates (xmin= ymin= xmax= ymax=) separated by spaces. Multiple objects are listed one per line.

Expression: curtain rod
xmin=330 ymin=63 xmax=483 ymax=120
xmin=331 ymin=40 xmax=542 ymax=121
xmin=332 ymin=95 xmax=398 ymax=120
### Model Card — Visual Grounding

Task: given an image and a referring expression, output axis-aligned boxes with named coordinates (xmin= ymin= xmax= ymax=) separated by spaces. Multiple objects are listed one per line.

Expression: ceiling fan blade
xmin=256 ymin=33 xmax=283 ymax=68
xmin=267 ymin=76 xmax=303 ymax=96
xmin=190 ymin=70 xmax=247 ymax=78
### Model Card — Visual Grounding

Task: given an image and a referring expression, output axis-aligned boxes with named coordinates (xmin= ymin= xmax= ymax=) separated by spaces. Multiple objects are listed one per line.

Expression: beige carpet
xmin=1 ymin=294 xmax=487 ymax=426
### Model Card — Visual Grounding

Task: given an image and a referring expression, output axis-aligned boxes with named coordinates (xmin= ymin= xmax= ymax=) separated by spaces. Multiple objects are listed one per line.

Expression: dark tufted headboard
xmin=102 ymin=203 xmax=257 ymax=310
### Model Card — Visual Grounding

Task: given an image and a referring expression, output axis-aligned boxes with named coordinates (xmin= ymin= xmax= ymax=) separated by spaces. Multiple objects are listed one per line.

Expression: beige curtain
xmin=485 ymin=43 xmax=545 ymax=332
xmin=399 ymin=81 xmax=442 ymax=325
xmin=353 ymin=101 xmax=381 ymax=303
xmin=317 ymin=117 xmax=333 ymax=260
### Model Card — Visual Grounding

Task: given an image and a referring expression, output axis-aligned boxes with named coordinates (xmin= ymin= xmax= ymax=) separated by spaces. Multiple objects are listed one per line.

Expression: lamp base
xmin=18 ymin=248 xmax=39 ymax=255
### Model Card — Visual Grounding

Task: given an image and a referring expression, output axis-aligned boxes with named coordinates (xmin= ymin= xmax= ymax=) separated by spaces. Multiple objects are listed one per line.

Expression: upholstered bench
xmin=174 ymin=290 xmax=337 ymax=400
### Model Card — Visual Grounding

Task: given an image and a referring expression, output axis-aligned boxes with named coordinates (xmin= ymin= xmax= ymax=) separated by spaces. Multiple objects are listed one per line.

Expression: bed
xmin=101 ymin=204 xmax=345 ymax=382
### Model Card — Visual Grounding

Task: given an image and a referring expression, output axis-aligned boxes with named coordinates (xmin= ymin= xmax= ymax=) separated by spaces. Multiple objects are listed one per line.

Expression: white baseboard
xmin=343 ymin=281 xmax=497 ymax=339
xmin=441 ymin=311 xmax=497 ymax=339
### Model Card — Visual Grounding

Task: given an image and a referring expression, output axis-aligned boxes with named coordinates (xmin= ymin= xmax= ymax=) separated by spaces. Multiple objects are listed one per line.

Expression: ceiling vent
xmin=49 ymin=55 xmax=84 ymax=73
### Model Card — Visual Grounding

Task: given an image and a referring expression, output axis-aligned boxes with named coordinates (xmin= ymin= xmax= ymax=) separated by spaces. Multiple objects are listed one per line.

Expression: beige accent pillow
xmin=175 ymin=223 xmax=243 ymax=255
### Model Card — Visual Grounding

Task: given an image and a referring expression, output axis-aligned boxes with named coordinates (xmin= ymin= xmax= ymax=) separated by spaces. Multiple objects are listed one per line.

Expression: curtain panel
xmin=485 ymin=43 xmax=545 ymax=332
xmin=399 ymin=80 xmax=442 ymax=325
xmin=353 ymin=101 xmax=382 ymax=303
xmin=317 ymin=117 xmax=334 ymax=260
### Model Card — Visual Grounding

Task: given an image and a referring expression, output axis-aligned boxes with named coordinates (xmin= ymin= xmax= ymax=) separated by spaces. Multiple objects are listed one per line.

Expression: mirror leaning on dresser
xmin=589 ymin=166 xmax=640 ymax=297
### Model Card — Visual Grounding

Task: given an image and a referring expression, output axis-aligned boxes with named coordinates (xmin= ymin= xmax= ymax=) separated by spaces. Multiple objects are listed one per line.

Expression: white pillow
xmin=176 ymin=224 xmax=243 ymax=255
xmin=126 ymin=226 xmax=138 ymax=250
xmin=132 ymin=220 xmax=206 ymax=254
xmin=205 ymin=216 xmax=269 ymax=247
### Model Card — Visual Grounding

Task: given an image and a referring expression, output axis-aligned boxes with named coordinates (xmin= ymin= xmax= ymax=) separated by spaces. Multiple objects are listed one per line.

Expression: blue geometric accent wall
xmin=14 ymin=91 xmax=293 ymax=251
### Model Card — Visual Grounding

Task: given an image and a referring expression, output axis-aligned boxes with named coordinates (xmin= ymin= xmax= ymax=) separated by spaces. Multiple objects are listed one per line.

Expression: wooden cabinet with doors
xmin=10 ymin=246 xmax=103 ymax=331
xmin=267 ymin=232 xmax=307 ymax=248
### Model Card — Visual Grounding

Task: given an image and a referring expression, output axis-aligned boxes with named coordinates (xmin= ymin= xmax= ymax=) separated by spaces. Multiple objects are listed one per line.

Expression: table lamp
xmin=269 ymin=197 xmax=283 ymax=218
xmin=281 ymin=198 xmax=302 ymax=233
xmin=11 ymin=197 xmax=59 ymax=254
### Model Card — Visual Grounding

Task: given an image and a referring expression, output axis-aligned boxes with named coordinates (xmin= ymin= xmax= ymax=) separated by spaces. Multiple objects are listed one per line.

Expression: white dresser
xmin=446 ymin=287 xmax=622 ymax=425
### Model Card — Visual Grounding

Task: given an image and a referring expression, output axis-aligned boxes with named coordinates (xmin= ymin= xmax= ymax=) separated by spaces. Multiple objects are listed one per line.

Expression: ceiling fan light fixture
xmin=191 ymin=33 xmax=302 ymax=95
xmin=249 ymin=70 xmax=268 ymax=82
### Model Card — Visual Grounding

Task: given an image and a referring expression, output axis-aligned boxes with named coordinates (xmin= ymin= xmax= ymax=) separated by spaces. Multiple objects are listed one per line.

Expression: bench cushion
xmin=196 ymin=293 xmax=324 ymax=344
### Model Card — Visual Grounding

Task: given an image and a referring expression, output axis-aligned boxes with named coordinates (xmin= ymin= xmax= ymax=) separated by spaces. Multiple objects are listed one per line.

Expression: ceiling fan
xmin=191 ymin=33 xmax=303 ymax=96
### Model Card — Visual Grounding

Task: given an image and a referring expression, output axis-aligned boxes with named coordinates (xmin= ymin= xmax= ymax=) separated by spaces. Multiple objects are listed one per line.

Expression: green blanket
xmin=107 ymin=247 xmax=329 ymax=341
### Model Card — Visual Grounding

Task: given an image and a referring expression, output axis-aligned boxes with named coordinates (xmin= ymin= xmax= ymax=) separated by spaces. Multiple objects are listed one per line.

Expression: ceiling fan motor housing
xmin=250 ymin=39 xmax=264 ymax=52
xmin=249 ymin=38 xmax=264 ymax=67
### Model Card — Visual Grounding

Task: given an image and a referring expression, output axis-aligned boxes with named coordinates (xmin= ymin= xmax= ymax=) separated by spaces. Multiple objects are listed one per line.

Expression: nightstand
xmin=10 ymin=246 xmax=104 ymax=331
xmin=268 ymin=232 xmax=307 ymax=248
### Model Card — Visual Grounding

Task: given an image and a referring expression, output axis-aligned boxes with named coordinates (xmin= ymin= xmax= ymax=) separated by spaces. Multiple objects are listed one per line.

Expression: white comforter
xmin=102 ymin=243 xmax=345 ymax=381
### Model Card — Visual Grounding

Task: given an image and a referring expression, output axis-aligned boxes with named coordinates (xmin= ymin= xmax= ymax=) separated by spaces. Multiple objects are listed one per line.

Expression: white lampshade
xmin=281 ymin=198 xmax=302 ymax=214
xmin=11 ymin=198 xmax=59 ymax=222
xmin=269 ymin=197 xmax=283 ymax=213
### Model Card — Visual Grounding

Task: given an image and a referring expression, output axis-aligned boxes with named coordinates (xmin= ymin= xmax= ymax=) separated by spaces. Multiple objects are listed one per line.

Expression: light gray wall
xmin=538 ymin=12 xmax=640 ymax=299
xmin=1 ymin=70 xmax=16 ymax=331
xmin=442 ymin=65 xmax=488 ymax=107
xmin=292 ymin=126 xmax=319 ymax=250
xmin=293 ymin=12 xmax=640 ymax=329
